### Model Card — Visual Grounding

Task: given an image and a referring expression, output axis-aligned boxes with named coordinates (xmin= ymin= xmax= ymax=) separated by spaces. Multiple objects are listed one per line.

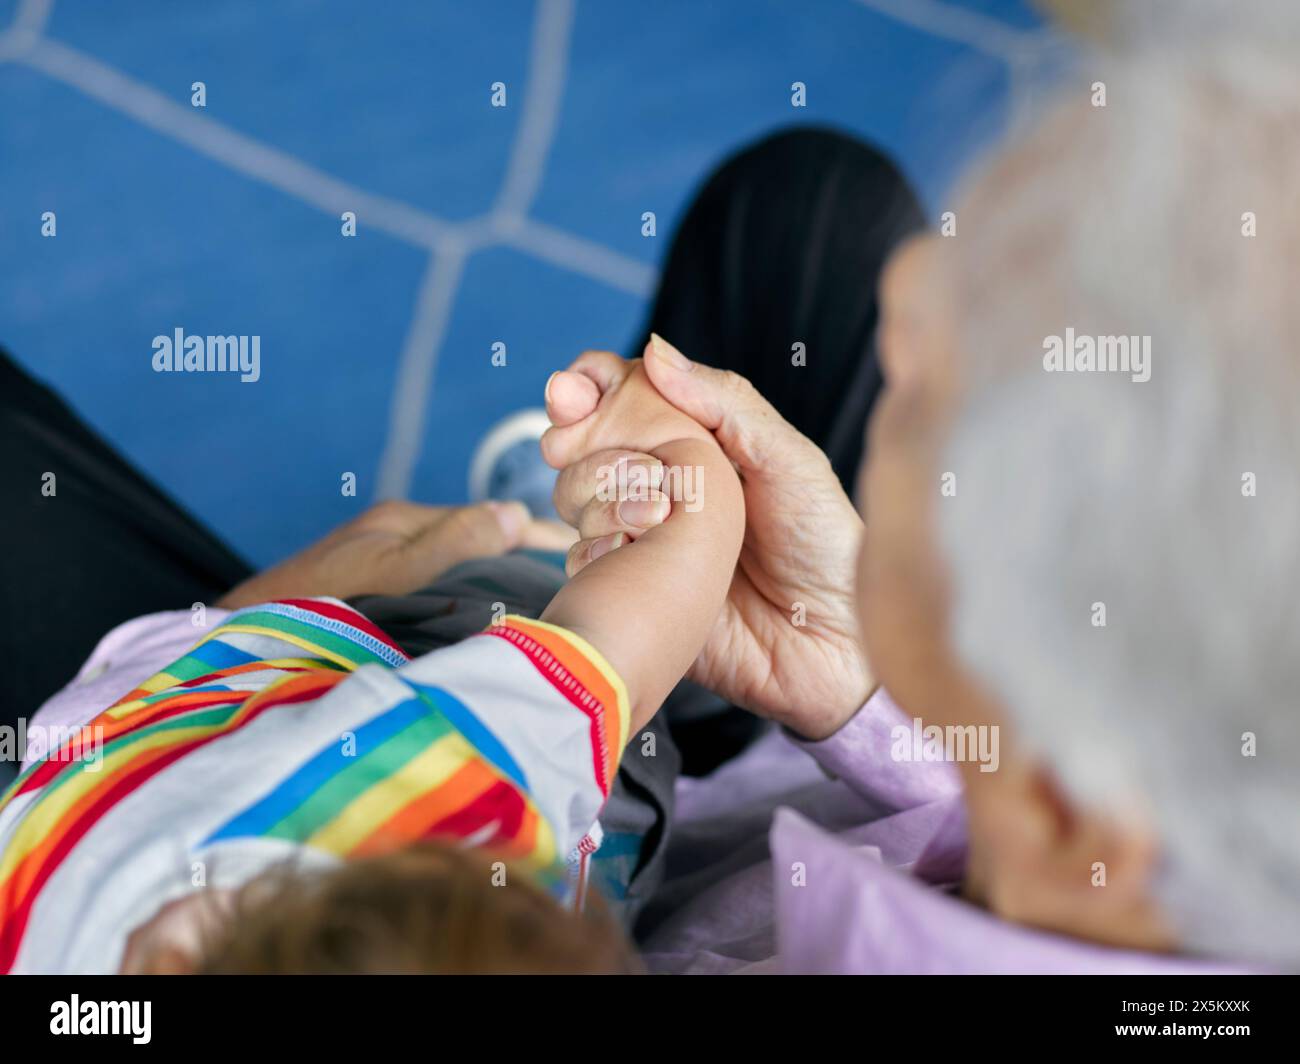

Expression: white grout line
xmin=491 ymin=0 xmax=575 ymax=221
xmin=853 ymin=0 xmax=1033 ymax=60
xmin=17 ymin=37 xmax=457 ymax=247
xmin=5 ymin=0 xmax=1037 ymax=508
xmin=373 ymin=0 xmax=582 ymax=499
xmin=373 ymin=243 xmax=468 ymax=501
xmin=503 ymin=215 xmax=656 ymax=298
xmin=11 ymin=0 xmax=53 ymax=35
xmin=0 ymin=0 xmax=52 ymax=58
xmin=5 ymin=3 xmax=653 ymax=506
xmin=6 ymin=20 xmax=654 ymax=292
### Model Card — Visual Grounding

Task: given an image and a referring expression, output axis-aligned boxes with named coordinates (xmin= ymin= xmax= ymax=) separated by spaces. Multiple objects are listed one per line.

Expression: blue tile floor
xmin=0 ymin=0 xmax=1061 ymax=565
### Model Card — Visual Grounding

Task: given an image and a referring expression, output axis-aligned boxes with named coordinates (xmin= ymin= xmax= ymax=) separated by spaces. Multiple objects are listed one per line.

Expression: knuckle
xmin=573 ymin=349 xmax=619 ymax=374
xmin=442 ymin=506 xmax=484 ymax=537
xmin=578 ymin=497 xmax=622 ymax=540
xmin=358 ymin=499 xmax=406 ymax=527
xmin=721 ymin=368 xmax=755 ymax=400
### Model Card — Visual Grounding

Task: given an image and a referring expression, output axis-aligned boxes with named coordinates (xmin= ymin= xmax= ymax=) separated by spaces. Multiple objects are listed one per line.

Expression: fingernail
xmin=650 ymin=332 xmax=692 ymax=371
xmin=488 ymin=501 xmax=528 ymax=541
xmin=618 ymin=497 xmax=670 ymax=528
xmin=544 ymin=371 xmax=560 ymax=405
xmin=589 ymin=532 xmax=626 ymax=561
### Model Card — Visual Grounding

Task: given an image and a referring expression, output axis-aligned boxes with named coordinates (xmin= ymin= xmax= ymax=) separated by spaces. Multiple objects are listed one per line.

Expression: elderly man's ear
xmin=966 ymin=762 xmax=1179 ymax=954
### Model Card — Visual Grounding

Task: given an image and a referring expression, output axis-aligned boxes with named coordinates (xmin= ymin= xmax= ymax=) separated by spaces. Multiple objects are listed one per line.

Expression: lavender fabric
xmin=27 ymin=610 xmax=234 ymax=751
xmin=644 ymin=688 xmax=1253 ymax=974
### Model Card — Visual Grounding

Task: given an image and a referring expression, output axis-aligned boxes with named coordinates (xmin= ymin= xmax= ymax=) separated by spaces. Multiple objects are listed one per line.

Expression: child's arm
xmin=540 ymin=434 xmax=743 ymax=733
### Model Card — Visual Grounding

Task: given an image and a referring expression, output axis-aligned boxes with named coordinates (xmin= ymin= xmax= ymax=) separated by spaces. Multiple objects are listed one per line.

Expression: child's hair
xmin=197 ymin=843 xmax=640 ymax=974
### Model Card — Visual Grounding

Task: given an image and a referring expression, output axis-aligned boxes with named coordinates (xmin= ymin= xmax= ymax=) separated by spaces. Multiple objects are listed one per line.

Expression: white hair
xmin=938 ymin=35 xmax=1300 ymax=966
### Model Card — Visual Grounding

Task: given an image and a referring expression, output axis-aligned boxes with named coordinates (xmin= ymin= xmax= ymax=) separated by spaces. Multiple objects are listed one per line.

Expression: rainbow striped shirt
xmin=0 ymin=599 xmax=629 ymax=974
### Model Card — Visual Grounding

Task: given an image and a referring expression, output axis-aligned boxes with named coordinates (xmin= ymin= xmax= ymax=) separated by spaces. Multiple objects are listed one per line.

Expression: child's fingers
xmin=544 ymin=370 xmax=601 ymax=427
xmin=540 ymin=354 xmax=640 ymax=465
xmin=565 ymin=349 xmax=634 ymax=396
xmin=565 ymin=532 xmax=627 ymax=577
xmin=539 ymin=421 xmax=587 ymax=470
xmin=552 ymin=450 xmax=662 ymax=525
xmin=576 ymin=491 xmax=670 ymax=541
xmin=540 ymin=353 xmax=635 ymax=465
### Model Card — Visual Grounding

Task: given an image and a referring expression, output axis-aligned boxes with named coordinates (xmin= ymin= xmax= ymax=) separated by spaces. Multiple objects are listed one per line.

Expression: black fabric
xmin=632 ymin=125 xmax=927 ymax=494
xmin=0 ymin=350 xmax=252 ymax=729
xmin=631 ymin=126 xmax=925 ymax=772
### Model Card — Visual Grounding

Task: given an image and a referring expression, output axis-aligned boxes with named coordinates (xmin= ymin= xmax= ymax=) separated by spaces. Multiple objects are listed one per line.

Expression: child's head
xmin=858 ymin=48 xmax=1300 ymax=966
xmin=123 ymin=844 xmax=638 ymax=974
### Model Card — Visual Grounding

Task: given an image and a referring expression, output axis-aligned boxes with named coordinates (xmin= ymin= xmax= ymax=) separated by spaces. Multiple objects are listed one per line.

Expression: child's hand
xmin=541 ymin=349 xmax=715 ymax=468
xmin=537 ymin=341 xmax=745 ymax=731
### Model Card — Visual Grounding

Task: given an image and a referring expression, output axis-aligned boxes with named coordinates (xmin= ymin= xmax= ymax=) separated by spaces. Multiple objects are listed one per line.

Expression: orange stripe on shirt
xmin=498 ymin=617 xmax=627 ymax=752
xmin=349 ymin=759 xmax=499 ymax=858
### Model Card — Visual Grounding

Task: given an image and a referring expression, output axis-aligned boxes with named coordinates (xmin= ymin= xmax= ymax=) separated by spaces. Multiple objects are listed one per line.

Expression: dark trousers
xmin=0 ymin=356 xmax=252 ymax=729
xmin=0 ymin=126 xmax=922 ymax=735
xmin=632 ymin=126 xmax=925 ymax=491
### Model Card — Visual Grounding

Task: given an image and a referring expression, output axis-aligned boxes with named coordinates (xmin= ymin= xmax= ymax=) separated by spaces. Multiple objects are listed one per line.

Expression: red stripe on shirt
xmin=482 ymin=625 xmax=610 ymax=795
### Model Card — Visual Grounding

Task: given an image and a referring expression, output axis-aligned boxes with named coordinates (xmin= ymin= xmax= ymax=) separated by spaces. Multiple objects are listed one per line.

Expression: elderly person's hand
xmin=217 ymin=500 xmax=574 ymax=609
xmin=542 ymin=336 xmax=873 ymax=740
